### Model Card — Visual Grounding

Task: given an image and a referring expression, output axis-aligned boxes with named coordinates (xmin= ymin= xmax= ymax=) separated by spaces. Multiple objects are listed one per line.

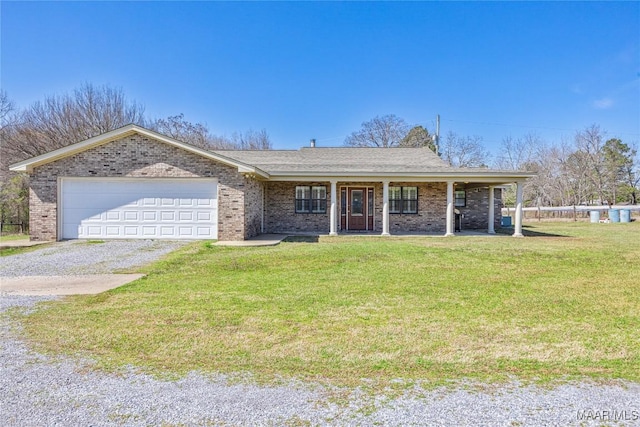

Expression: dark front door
xmin=348 ymin=188 xmax=366 ymax=230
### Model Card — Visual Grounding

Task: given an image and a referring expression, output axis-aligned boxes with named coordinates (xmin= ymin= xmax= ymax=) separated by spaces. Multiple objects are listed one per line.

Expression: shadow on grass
xmin=283 ymin=235 xmax=320 ymax=243
xmin=495 ymin=226 xmax=569 ymax=238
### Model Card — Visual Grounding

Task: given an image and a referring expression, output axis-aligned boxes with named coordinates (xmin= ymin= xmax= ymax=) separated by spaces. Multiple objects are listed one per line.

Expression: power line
xmin=443 ymin=118 xmax=640 ymax=137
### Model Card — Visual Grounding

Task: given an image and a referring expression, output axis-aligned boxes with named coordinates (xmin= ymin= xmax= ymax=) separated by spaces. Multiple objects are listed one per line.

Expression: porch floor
xmin=217 ymin=230 xmax=504 ymax=247
xmin=331 ymin=230 xmax=502 ymax=237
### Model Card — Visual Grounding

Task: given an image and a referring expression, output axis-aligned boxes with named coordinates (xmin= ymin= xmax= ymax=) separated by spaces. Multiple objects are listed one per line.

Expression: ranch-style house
xmin=10 ymin=124 xmax=533 ymax=241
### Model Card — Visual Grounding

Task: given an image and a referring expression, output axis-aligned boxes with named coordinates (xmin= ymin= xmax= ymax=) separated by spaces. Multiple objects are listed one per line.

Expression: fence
xmin=502 ymin=205 xmax=640 ymax=221
xmin=0 ymin=222 xmax=28 ymax=234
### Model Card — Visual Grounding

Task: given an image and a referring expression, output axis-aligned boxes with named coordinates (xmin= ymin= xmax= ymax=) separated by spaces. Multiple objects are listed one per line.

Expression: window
xmin=454 ymin=190 xmax=466 ymax=207
xmin=295 ymin=185 xmax=326 ymax=213
xmin=389 ymin=186 xmax=418 ymax=214
xmin=389 ymin=187 xmax=402 ymax=213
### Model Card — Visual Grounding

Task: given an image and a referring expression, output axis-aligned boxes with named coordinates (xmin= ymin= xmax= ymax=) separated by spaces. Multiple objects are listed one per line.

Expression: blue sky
xmin=2 ymin=1 xmax=639 ymax=155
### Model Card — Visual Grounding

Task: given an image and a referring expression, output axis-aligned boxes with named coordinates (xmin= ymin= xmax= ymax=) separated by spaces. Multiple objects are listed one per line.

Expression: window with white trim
xmin=454 ymin=190 xmax=466 ymax=207
xmin=389 ymin=186 xmax=418 ymax=214
xmin=295 ymin=185 xmax=327 ymax=213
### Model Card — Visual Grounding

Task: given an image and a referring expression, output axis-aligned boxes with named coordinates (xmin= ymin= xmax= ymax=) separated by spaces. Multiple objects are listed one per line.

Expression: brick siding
xmin=27 ymin=131 xmax=504 ymax=241
xmin=28 ymin=134 xmax=252 ymax=241
xmin=264 ymin=182 xmax=331 ymax=233
xmin=457 ymin=187 xmax=503 ymax=230
xmin=387 ymin=182 xmax=447 ymax=233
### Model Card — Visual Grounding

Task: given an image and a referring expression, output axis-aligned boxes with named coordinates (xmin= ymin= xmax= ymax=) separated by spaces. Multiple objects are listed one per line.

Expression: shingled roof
xmin=9 ymin=124 xmax=533 ymax=183
xmin=213 ymin=147 xmax=455 ymax=174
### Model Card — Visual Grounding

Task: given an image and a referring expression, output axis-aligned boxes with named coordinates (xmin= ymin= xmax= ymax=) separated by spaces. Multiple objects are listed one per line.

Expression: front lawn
xmin=22 ymin=222 xmax=640 ymax=387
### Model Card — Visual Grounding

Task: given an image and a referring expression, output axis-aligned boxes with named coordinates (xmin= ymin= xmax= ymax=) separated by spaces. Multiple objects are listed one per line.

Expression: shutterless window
xmin=389 ymin=186 xmax=402 ymax=213
xmin=389 ymin=186 xmax=418 ymax=214
xmin=295 ymin=185 xmax=326 ymax=213
xmin=455 ymin=190 xmax=466 ymax=207
xmin=311 ymin=186 xmax=327 ymax=213
xmin=402 ymin=187 xmax=418 ymax=214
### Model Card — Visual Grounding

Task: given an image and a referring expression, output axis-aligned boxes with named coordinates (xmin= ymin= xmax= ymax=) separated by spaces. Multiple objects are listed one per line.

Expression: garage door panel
xmin=86 ymin=225 xmax=102 ymax=236
xmin=160 ymin=211 xmax=175 ymax=221
xmin=179 ymin=211 xmax=193 ymax=221
xmin=106 ymin=211 xmax=120 ymax=221
xmin=197 ymin=212 xmax=211 ymax=221
xmin=124 ymin=211 xmax=139 ymax=221
xmin=61 ymin=179 xmax=217 ymax=240
xmin=124 ymin=226 xmax=138 ymax=236
xmin=142 ymin=211 xmax=155 ymax=220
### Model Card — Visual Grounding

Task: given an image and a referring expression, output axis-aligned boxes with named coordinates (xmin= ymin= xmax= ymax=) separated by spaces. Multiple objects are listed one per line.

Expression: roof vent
xmin=310 ymin=138 xmax=316 ymax=148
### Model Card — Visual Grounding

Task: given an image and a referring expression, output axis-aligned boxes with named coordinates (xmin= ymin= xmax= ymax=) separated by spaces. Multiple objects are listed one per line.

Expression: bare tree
xmin=1 ymin=85 xmax=275 ymax=232
xmin=0 ymin=90 xmax=27 ymax=227
xmin=574 ymin=124 xmax=608 ymax=204
xmin=494 ymin=133 xmax=540 ymax=171
xmin=441 ymin=131 xmax=489 ymax=167
xmin=0 ymin=90 xmax=20 ymax=178
xmin=3 ymin=83 xmax=146 ymax=164
xmin=0 ymin=90 xmax=17 ymax=129
xmin=149 ymin=115 xmax=272 ymax=150
xmin=624 ymin=145 xmax=640 ymax=204
xmin=230 ymin=129 xmax=272 ymax=150
xmin=344 ymin=114 xmax=410 ymax=148
xmin=150 ymin=113 xmax=213 ymax=150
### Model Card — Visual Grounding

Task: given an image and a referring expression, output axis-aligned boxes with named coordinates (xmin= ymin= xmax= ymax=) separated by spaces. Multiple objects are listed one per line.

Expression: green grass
xmin=20 ymin=222 xmax=640 ymax=388
xmin=0 ymin=233 xmax=29 ymax=242
xmin=0 ymin=242 xmax=52 ymax=257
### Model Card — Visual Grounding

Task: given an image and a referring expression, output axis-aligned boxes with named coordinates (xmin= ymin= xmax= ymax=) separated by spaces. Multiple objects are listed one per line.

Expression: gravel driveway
xmin=1 ymin=296 xmax=639 ymax=426
xmin=0 ymin=240 xmax=190 ymax=277
xmin=2 ymin=242 xmax=639 ymax=426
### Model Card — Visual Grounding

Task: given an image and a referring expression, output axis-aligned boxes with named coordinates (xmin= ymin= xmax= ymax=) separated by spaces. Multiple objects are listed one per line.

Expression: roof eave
xmin=8 ymin=124 xmax=270 ymax=178
xmin=265 ymin=170 xmax=535 ymax=182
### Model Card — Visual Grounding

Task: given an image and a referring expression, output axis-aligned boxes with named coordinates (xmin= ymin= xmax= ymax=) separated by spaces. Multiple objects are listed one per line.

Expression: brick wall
xmin=28 ymin=133 xmax=249 ymax=241
xmin=264 ymin=181 xmax=503 ymax=235
xmin=387 ymin=182 xmax=448 ymax=233
xmin=265 ymin=181 xmax=450 ymax=234
xmin=457 ymin=187 xmax=503 ymax=230
xmin=264 ymin=182 xmax=331 ymax=233
xmin=243 ymin=176 xmax=264 ymax=239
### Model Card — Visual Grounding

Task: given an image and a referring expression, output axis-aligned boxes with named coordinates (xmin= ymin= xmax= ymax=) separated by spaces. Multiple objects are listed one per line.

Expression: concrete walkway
xmin=0 ymin=274 xmax=145 ymax=296
xmin=213 ymin=234 xmax=289 ymax=247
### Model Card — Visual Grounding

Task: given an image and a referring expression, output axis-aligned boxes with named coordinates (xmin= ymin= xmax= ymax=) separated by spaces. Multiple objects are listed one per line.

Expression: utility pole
xmin=434 ymin=114 xmax=440 ymax=156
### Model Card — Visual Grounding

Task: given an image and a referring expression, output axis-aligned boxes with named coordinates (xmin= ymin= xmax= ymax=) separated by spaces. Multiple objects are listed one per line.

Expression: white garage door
xmin=61 ymin=178 xmax=218 ymax=239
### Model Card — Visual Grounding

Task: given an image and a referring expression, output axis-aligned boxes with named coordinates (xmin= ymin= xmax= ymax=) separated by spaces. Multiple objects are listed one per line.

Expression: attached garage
xmin=60 ymin=178 xmax=218 ymax=239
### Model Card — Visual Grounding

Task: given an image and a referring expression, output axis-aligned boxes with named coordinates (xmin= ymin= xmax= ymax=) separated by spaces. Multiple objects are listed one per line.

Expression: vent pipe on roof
xmin=310 ymin=138 xmax=316 ymax=148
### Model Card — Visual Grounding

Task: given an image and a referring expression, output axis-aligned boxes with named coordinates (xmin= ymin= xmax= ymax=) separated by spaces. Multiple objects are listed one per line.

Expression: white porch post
xmin=445 ymin=181 xmax=455 ymax=236
xmin=382 ymin=180 xmax=390 ymax=236
xmin=488 ymin=185 xmax=496 ymax=234
xmin=513 ymin=181 xmax=524 ymax=237
xmin=329 ymin=180 xmax=338 ymax=236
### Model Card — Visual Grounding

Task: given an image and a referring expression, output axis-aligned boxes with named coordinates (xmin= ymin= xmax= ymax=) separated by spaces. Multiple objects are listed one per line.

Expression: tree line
xmin=1 ymin=87 xmax=638 ymax=231
xmin=346 ymin=115 xmax=639 ymax=208
xmin=0 ymin=84 xmax=272 ymax=230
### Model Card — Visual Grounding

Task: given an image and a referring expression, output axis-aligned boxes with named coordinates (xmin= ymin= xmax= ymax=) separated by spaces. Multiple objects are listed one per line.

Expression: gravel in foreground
xmin=1 ymin=295 xmax=638 ymax=426
xmin=0 ymin=240 xmax=190 ymax=277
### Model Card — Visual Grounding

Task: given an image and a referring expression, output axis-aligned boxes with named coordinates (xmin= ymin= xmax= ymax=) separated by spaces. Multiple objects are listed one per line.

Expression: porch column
xmin=382 ymin=180 xmax=390 ymax=236
xmin=329 ymin=180 xmax=338 ymax=236
xmin=445 ymin=181 xmax=455 ymax=236
xmin=513 ymin=181 xmax=524 ymax=237
xmin=488 ymin=185 xmax=496 ymax=234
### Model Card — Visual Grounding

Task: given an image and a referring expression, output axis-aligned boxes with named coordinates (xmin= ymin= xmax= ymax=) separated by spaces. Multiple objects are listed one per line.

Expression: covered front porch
xmin=263 ymin=178 xmax=527 ymax=238
xmin=327 ymin=180 xmax=525 ymax=237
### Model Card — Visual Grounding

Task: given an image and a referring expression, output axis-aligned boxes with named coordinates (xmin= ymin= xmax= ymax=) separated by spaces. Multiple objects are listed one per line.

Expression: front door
xmin=348 ymin=188 xmax=366 ymax=230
